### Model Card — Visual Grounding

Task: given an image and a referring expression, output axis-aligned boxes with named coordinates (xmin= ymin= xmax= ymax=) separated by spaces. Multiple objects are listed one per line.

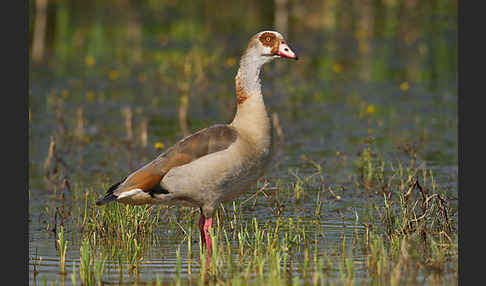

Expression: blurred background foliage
xmin=30 ymin=0 xmax=457 ymax=81
xmin=29 ymin=0 xmax=457 ymax=189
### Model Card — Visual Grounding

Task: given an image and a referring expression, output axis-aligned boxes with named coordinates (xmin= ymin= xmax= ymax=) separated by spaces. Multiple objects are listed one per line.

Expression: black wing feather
xmin=96 ymin=177 xmax=126 ymax=205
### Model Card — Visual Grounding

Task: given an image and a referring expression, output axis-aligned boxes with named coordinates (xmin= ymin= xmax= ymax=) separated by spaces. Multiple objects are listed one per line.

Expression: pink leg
xmin=198 ymin=214 xmax=206 ymax=246
xmin=203 ymin=217 xmax=213 ymax=256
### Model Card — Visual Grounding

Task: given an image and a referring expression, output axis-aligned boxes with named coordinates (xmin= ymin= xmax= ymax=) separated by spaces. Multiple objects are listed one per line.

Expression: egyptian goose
xmin=96 ymin=31 xmax=298 ymax=255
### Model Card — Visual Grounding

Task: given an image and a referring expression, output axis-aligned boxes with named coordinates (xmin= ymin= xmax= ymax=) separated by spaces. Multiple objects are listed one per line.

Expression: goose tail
xmin=95 ymin=179 xmax=125 ymax=206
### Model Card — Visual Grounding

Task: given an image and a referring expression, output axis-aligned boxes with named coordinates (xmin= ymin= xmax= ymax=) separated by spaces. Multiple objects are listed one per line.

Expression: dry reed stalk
xmin=272 ymin=112 xmax=285 ymax=144
xmin=32 ymin=0 xmax=47 ymax=62
xmin=178 ymin=93 xmax=189 ymax=137
xmin=178 ymin=55 xmax=192 ymax=137
xmin=60 ymin=178 xmax=70 ymax=201
xmin=44 ymin=136 xmax=58 ymax=182
xmin=123 ymin=107 xmax=133 ymax=142
xmin=75 ymin=107 xmax=85 ymax=141
xmin=123 ymin=107 xmax=134 ymax=169
xmin=56 ymin=106 xmax=67 ymax=137
xmin=274 ymin=0 xmax=288 ymax=37
xmin=139 ymin=118 xmax=148 ymax=148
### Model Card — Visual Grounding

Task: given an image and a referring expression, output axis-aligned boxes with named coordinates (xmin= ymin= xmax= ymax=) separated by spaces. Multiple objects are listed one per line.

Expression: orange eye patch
xmin=259 ymin=32 xmax=276 ymax=47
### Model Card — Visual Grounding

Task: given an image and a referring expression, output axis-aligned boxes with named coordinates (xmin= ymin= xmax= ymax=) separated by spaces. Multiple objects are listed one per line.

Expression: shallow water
xmin=29 ymin=0 xmax=457 ymax=285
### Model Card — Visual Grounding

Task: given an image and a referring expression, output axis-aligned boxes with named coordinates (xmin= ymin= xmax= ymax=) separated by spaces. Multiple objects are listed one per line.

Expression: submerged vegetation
xmin=29 ymin=0 xmax=457 ymax=285
xmin=31 ymin=138 xmax=457 ymax=285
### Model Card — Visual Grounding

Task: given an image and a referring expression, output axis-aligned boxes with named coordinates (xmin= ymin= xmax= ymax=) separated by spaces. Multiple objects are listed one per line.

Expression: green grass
xmin=32 ymin=142 xmax=457 ymax=285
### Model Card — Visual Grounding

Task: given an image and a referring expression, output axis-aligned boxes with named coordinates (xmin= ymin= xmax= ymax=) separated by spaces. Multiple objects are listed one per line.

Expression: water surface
xmin=29 ymin=0 xmax=457 ymax=284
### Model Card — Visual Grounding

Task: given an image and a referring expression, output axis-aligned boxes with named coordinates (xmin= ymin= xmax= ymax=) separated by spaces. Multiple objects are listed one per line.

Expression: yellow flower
xmin=109 ymin=70 xmax=119 ymax=80
xmin=400 ymin=81 xmax=410 ymax=91
xmin=359 ymin=42 xmax=370 ymax=54
xmin=332 ymin=63 xmax=343 ymax=73
xmin=61 ymin=89 xmax=69 ymax=99
xmin=365 ymin=105 xmax=376 ymax=115
xmin=138 ymin=73 xmax=147 ymax=83
xmin=82 ymin=136 xmax=91 ymax=143
xmin=154 ymin=142 xmax=165 ymax=149
xmin=86 ymin=91 xmax=95 ymax=102
xmin=85 ymin=56 xmax=96 ymax=67
xmin=225 ymin=57 xmax=237 ymax=68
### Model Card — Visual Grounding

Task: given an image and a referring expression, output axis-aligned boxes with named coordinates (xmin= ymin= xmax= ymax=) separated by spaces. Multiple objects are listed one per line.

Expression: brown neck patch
xmin=235 ymin=77 xmax=249 ymax=104
xmin=258 ymin=32 xmax=281 ymax=55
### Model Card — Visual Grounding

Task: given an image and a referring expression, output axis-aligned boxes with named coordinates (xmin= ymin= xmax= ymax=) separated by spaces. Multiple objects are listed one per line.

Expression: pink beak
xmin=277 ymin=43 xmax=298 ymax=60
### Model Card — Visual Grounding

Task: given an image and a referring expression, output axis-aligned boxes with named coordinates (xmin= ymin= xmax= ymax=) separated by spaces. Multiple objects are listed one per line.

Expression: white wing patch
xmin=117 ymin=188 xmax=144 ymax=199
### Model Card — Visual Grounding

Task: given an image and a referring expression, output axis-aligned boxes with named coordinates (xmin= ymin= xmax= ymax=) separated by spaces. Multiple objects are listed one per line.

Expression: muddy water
xmin=29 ymin=1 xmax=457 ymax=285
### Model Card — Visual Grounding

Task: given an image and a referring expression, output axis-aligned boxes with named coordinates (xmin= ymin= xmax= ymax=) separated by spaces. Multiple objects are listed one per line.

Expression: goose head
xmin=244 ymin=31 xmax=298 ymax=65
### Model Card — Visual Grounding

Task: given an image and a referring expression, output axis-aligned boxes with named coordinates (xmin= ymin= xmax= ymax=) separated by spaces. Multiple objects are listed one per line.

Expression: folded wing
xmin=96 ymin=124 xmax=238 ymax=205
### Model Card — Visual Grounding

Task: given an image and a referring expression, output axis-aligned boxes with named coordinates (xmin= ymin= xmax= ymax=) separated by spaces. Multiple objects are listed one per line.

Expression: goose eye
xmin=266 ymin=36 xmax=272 ymax=42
